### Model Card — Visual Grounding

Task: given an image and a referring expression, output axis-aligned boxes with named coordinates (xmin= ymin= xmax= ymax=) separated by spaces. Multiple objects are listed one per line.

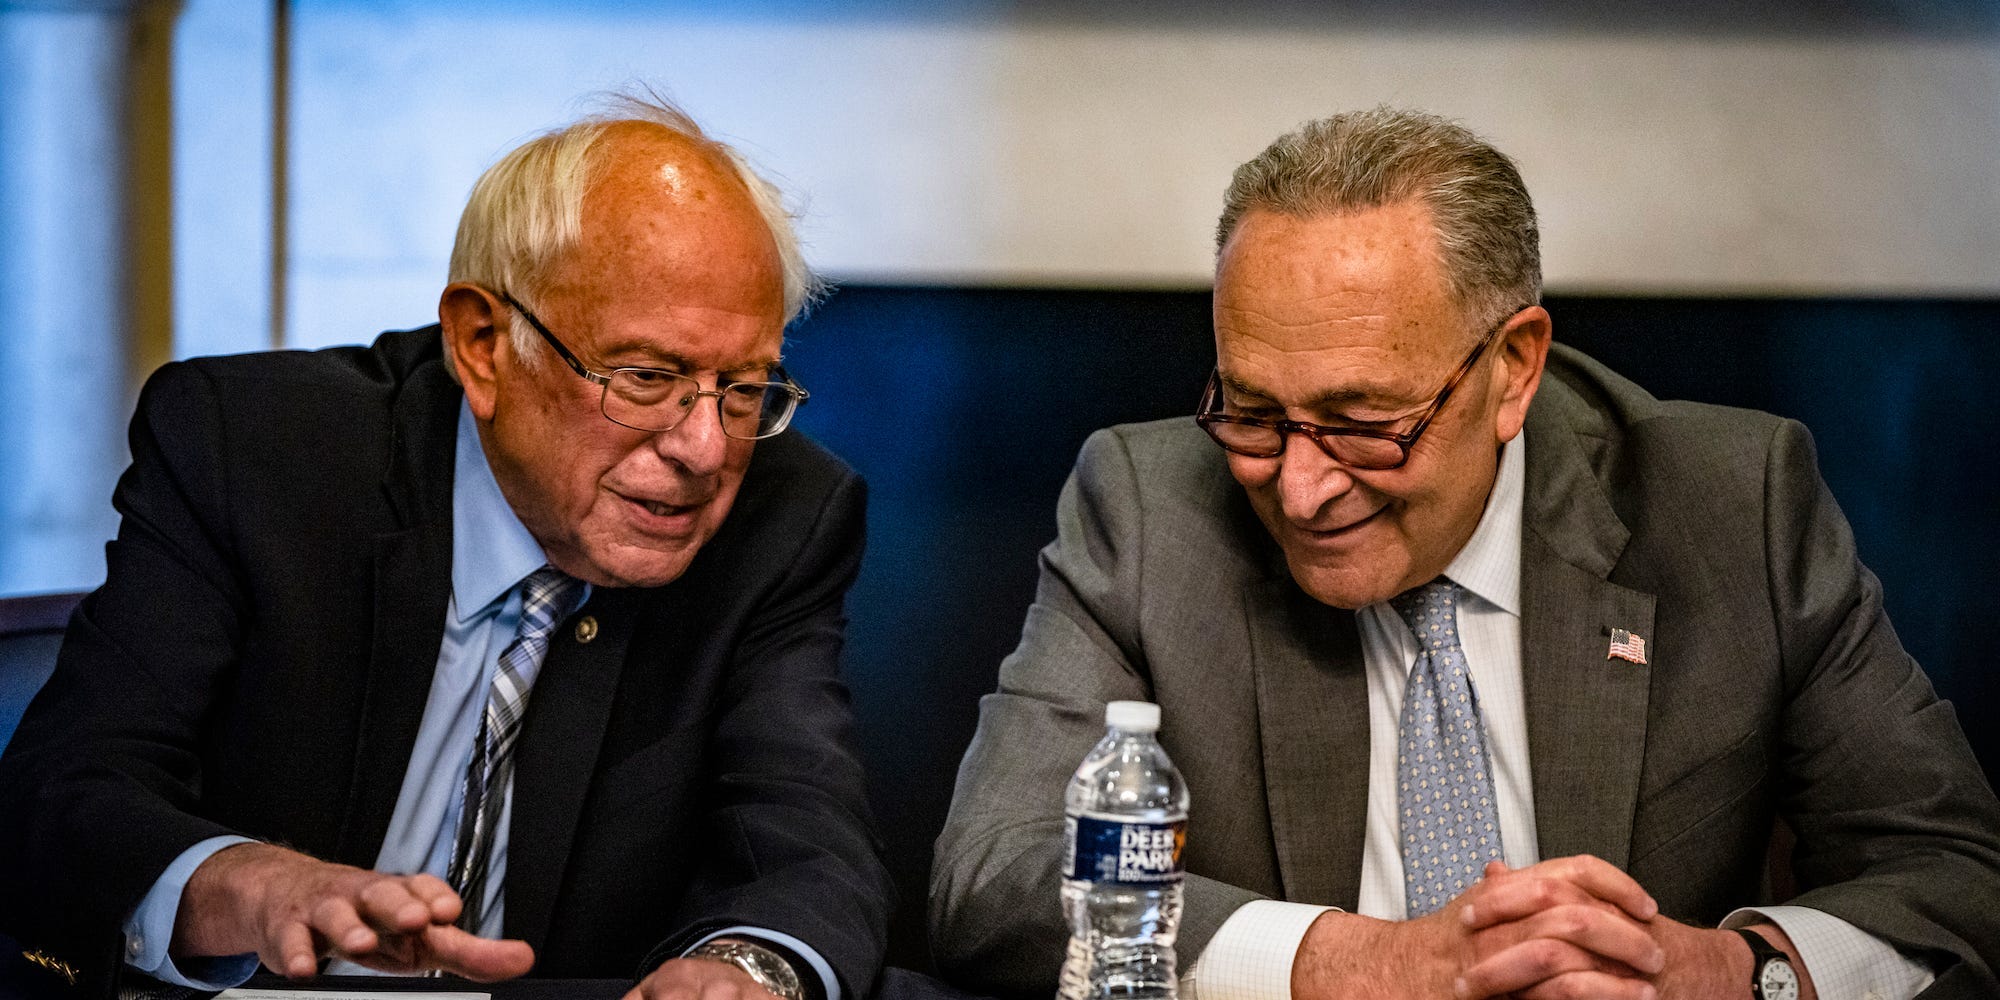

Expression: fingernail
xmin=1460 ymin=904 xmax=1476 ymax=925
xmin=1451 ymin=977 xmax=1469 ymax=999
xmin=346 ymin=929 xmax=371 ymax=950
xmin=1646 ymin=947 xmax=1665 ymax=973
xmin=1643 ymin=895 xmax=1659 ymax=918
xmin=1640 ymin=985 xmax=1657 ymax=1000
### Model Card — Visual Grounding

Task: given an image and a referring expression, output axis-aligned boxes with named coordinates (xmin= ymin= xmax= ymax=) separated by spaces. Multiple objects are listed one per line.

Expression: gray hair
xmin=1217 ymin=107 xmax=1541 ymax=331
xmin=448 ymin=87 xmax=824 ymax=366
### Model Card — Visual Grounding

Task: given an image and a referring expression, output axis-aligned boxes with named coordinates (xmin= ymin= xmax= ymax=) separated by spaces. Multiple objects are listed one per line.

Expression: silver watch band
xmin=686 ymin=938 xmax=808 ymax=1000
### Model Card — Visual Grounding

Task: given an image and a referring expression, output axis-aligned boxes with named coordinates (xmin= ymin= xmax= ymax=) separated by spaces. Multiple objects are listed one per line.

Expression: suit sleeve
xmin=642 ymin=468 xmax=894 ymax=999
xmin=1761 ymin=419 xmax=2000 ymax=996
xmin=0 ymin=362 xmax=251 ymax=992
xmin=930 ymin=429 xmax=1263 ymax=1000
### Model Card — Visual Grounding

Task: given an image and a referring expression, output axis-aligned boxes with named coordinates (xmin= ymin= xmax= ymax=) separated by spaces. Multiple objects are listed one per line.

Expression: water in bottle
xmin=1058 ymin=700 xmax=1190 ymax=1000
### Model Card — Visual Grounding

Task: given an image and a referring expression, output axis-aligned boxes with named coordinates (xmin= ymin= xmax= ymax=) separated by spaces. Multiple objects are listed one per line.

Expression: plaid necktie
xmin=1392 ymin=579 xmax=1505 ymax=917
xmin=446 ymin=565 xmax=584 ymax=933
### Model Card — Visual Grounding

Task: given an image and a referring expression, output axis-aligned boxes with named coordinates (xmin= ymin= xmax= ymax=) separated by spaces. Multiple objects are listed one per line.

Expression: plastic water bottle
xmin=1058 ymin=701 xmax=1190 ymax=1000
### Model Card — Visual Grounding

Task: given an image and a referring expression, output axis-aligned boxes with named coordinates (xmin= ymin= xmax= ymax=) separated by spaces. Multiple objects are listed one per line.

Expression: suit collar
xmin=1519 ymin=375 xmax=1628 ymax=578
xmin=1517 ymin=374 xmax=1655 ymax=868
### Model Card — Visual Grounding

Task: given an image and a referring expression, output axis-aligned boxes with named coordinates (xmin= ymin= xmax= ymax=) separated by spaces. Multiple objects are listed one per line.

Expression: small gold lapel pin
xmin=1606 ymin=627 xmax=1648 ymax=665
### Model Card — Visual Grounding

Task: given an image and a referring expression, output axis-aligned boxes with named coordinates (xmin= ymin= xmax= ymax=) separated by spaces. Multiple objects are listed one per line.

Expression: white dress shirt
xmin=1182 ymin=433 xmax=1932 ymax=1000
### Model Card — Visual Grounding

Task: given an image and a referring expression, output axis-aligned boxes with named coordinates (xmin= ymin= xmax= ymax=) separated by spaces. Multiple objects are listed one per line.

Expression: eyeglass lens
xmin=1203 ymin=418 xmax=1407 ymax=469
xmin=603 ymin=369 xmax=798 ymax=439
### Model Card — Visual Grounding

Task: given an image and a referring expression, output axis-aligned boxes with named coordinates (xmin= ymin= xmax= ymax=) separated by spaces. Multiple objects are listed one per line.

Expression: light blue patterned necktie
xmin=1392 ymin=579 xmax=1505 ymax=917
xmin=446 ymin=565 xmax=584 ymax=932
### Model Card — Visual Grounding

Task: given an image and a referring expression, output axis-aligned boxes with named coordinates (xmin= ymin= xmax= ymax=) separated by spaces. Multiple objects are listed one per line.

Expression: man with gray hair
xmin=0 ymin=93 xmax=892 ymax=999
xmin=933 ymin=108 xmax=2000 ymax=1000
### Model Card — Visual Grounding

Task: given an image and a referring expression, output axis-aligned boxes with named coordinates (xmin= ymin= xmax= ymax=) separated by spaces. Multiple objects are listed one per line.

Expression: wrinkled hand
xmin=1291 ymin=854 xmax=1661 ymax=1000
xmin=622 ymin=956 xmax=784 ymax=1000
xmin=172 ymin=842 xmax=535 ymax=981
xmin=1456 ymin=857 xmax=1663 ymax=1000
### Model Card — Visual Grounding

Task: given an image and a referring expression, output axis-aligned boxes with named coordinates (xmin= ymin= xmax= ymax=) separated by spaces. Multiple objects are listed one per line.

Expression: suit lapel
xmin=338 ymin=362 xmax=461 ymax=866
xmin=1518 ymin=383 xmax=1655 ymax=869
xmin=504 ymin=586 xmax=641 ymax=952
xmin=1251 ymin=574 xmax=1370 ymax=908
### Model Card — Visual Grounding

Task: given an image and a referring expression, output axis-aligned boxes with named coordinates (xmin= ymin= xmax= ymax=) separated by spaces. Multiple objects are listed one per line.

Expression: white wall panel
xmin=174 ymin=5 xmax=2000 ymax=347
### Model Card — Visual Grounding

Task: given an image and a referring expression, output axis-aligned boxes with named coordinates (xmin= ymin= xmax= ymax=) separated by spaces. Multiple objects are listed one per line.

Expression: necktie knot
xmin=1391 ymin=578 xmax=1462 ymax=649
xmin=517 ymin=566 xmax=584 ymax=646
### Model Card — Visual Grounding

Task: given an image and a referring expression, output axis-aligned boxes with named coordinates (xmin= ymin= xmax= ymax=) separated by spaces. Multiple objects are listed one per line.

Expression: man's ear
xmin=1492 ymin=305 xmax=1552 ymax=443
xmin=440 ymin=283 xmax=507 ymax=420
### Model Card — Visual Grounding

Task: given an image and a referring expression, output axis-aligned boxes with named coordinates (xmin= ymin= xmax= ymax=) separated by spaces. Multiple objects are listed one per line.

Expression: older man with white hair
xmin=0 ymin=92 xmax=892 ymax=1000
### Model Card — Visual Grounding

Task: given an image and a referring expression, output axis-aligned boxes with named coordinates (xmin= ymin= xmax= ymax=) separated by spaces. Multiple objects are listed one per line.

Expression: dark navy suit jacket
xmin=0 ymin=327 xmax=893 ymax=997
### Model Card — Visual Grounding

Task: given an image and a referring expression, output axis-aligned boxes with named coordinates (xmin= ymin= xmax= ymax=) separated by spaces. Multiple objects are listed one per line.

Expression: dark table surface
xmin=223 ymin=974 xmax=633 ymax=999
xmin=227 ymin=968 xmax=982 ymax=1000
xmin=0 ymin=965 xmax=985 ymax=1000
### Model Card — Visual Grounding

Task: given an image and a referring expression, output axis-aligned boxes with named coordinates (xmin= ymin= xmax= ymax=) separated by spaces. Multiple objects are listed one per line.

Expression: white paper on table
xmin=216 ymin=991 xmax=488 ymax=1000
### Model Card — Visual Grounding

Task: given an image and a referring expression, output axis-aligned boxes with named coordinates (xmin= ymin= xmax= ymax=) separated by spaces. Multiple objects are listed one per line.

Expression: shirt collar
xmin=1439 ymin=431 xmax=1525 ymax=617
xmin=451 ymin=400 xmax=550 ymax=623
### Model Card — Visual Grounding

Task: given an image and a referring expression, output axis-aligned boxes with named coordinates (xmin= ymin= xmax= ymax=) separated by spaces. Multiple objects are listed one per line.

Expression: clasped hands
xmin=1292 ymin=855 xmax=1771 ymax=1000
xmin=175 ymin=842 xmax=786 ymax=1000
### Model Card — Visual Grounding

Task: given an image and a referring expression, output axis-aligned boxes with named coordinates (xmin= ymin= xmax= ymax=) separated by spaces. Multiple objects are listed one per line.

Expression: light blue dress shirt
xmin=124 ymin=402 xmax=839 ymax=999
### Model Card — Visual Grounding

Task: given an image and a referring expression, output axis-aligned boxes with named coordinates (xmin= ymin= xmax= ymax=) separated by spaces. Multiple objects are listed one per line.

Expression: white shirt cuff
xmin=1181 ymin=900 xmax=1333 ymax=1000
xmin=1723 ymin=905 xmax=1934 ymax=1000
xmin=691 ymin=926 xmax=843 ymax=1000
xmin=121 ymin=834 xmax=261 ymax=990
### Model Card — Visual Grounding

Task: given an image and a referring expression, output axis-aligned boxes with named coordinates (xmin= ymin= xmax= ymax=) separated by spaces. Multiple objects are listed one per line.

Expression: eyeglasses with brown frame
xmin=497 ymin=290 xmax=808 ymax=440
xmin=1195 ymin=309 xmax=1523 ymax=471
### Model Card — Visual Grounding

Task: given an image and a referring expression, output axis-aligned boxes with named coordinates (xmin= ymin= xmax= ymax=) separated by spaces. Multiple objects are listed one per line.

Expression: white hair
xmin=447 ymin=86 xmax=824 ymax=366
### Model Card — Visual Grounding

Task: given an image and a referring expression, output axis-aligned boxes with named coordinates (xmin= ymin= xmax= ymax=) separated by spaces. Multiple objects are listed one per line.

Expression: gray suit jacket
xmin=930 ymin=344 xmax=2000 ymax=999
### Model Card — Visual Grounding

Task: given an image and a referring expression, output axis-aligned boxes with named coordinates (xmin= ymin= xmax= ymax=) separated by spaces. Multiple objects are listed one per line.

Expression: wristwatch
xmin=688 ymin=938 xmax=808 ymax=1000
xmin=1734 ymin=928 xmax=1801 ymax=1000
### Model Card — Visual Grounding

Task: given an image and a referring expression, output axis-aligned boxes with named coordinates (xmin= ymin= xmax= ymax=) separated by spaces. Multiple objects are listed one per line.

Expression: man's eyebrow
xmin=1216 ymin=372 xmax=1278 ymax=400
xmin=721 ymin=356 xmax=786 ymax=378
xmin=601 ymin=343 xmax=785 ymax=375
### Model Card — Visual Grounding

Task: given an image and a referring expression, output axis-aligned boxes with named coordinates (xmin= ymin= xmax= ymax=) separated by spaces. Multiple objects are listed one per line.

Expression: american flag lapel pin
xmin=1606 ymin=627 xmax=1648 ymax=665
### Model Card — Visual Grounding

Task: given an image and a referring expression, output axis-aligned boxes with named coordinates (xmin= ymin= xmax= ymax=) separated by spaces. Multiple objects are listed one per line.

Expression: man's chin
xmin=554 ymin=545 xmax=699 ymax=590
xmin=1286 ymin=557 xmax=1406 ymax=610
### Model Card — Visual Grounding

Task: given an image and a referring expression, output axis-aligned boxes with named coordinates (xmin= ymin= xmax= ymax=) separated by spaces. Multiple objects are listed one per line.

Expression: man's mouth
xmin=640 ymin=499 xmax=693 ymax=517
xmin=614 ymin=489 xmax=710 ymax=524
xmin=1297 ymin=506 xmax=1384 ymax=539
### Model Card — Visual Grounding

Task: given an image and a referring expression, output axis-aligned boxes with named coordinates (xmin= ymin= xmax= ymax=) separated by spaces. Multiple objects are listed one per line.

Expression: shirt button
xmin=127 ymin=936 xmax=143 ymax=957
xmin=575 ymin=616 xmax=599 ymax=644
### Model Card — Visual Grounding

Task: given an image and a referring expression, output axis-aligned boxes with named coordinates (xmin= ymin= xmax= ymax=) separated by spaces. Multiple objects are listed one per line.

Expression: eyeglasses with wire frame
xmin=499 ymin=291 xmax=808 ymax=440
xmin=1195 ymin=310 xmax=1519 ymax=471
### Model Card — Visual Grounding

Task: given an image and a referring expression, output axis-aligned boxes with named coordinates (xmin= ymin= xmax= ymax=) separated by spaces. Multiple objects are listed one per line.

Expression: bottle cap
xmin=1105 ymin=700 xmax=1161 ymax=733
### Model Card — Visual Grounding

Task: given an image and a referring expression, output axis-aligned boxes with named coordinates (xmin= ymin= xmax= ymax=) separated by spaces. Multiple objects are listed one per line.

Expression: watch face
xmin=1758 ymin=959 xmax=1800 ymax=1000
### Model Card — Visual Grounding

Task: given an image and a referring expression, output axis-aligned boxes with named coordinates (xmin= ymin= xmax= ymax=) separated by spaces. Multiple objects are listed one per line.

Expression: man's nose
xmin=651 ymin=392 xmax=730 ymax=474
xmin=1276 ymin=435 xmax=1356 ymax=522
